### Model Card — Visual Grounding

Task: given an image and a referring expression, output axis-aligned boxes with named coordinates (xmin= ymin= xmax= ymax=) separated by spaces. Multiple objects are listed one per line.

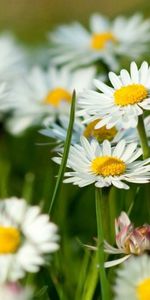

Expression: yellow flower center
xmin=114 ymin=84 xmax=148 ymax=106
xmin=91 ymin=32 xmax=116 ymax=50
xmin=44 ymin=88 xmax=72 ymax=107
xmin=0 ymin=226 xmax=20 ymax=254
xmin=83 ymin=119 xmax=117 ymax=142
xmin=136 ymin=278 xmax=150 ymax=300
xmin=91 ymin=156 xmax=126 ymax=177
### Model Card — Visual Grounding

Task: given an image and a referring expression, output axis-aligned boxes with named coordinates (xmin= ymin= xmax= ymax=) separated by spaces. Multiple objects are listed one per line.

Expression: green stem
xmin=108 ymin=186 xmax=118 ymax=243
xmin=22 ymin=172 xmax=35 ymax=203
xmin=81 ymin=252 xmax=98 ymax=300
xmin=95 ymin=188 xmax=110 ymax=300
xmin=49 ymin=90 xmax=76 ymax=215
xmin=101 ymin=189 xmax=111 ymax=242
xmin=137 ymin=115 xmax=150 ymax=159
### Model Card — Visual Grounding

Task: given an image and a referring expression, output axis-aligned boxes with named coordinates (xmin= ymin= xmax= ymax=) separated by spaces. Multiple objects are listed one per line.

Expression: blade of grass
xmin=81 ymin=252 xmax=98 ymax=300
xmin=0 ymin=159 xmax=10 ymax=198
xmin=75 ymin=249 xmax=90 ymax=300
xmin=95 ymin=188 xmax=110 ymax=300
xmin=22 ymin=172 xmax=35 ymax=203
xmin=137 ymin=115 xmax=150 ymax=159
xmin=49 ymin=90 xmax=76 ymax=215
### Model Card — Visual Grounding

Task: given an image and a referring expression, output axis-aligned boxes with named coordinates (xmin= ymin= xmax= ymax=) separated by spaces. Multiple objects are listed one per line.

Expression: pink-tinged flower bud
xmin=104 ymin=212 xmax=150 ymax=268
xmin=0 ymin=282 xmax=32 ymax=300
xmin=115 ymin=211 xmax=133 ymax=251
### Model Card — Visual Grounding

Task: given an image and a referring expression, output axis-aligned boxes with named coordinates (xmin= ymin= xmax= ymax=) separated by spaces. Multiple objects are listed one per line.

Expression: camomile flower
xmin=0 ymin=283 xmax=33 ymax=300
xmin=6 ymin=65 xmax=96 ymax=135
xmin=79 ymin=61 xmax=150 ymax=129
xmin=114 ymin=255 xmax=150 ymax=300
xmin=0 ymin=33 xmax=26 ymax=80
xmin=48 ymin=14 xmax=150 ymax=69
xmin=104 ymin=211 xmax=150 ymax=267
xmin=83 ymin=115 xmax=150 ymax=146
xmin=40 ymin=116 xmax=135 ymax=151
xmin=53 ymin=137 xmax=150 ymax=189
xmin=0 ymin=197 xmax=59 ymax=283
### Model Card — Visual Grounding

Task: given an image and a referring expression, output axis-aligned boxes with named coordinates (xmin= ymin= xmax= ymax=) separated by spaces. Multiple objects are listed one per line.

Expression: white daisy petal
xmin=105 ymin=255 xmax=131 ymax=268
xmin=120 ymin=69 xmax=131 ymax=85
xmin=113 ymin=140 xmax=126 ymax=157
xmin=109 ymin=72 xmax=122 ymax=89
xmin=94 ymin=79 xmax=114 ymax=96
xmin=139 ymin=61 xmax=149 ymax=84
xmin=130 ymin=61 xmax=139 ymax=83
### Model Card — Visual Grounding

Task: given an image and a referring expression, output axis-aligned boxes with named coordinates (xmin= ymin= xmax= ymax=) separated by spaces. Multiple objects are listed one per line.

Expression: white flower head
xmin=48 ymin=14 xmax=150 ymax=69
xmin=6 ymin=65 xmax=96 ymax=135
xmin=114 ymin=254 xmax=150 ymax=300
xmin=105 ymin=211 xmax=150 ymax=268
xmin=53 ymin=137 xmax=150 ymax=189
xmin=0 ymin=282 xmax=33 ymax=300
xmin=79 ymin=61 xmax=150 ymax=129
xmin=0 ymin=197 xmax=59 ymax=283
xmin=40 ymin=116 xmax=135 ymax=152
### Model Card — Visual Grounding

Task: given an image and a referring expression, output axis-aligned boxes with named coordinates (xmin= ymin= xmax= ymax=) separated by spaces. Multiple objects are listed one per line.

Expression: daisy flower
xmin=40 ymin=116 xmax=135 ymax=150
xmin=48 ymin=14 xmax=150 ymax=69
xmin=53 ymin=137 xmax=150 ymax=189
xmin=0 ymin=283 xmax=32 ymax=300
xmin=114 ymin=254 xmax=150 ymax=300
xmin=6 ymin=65 xmax=96 ymax=135
xmin=82 ymin=115 xmax=150 ymax=146
xmin=79 ymin=61 xmax=150 ymax=129
xmin=0 ymin=197 xmax=59 ymax=283
xmin=104 ymin=211 xmax=150 ymax=268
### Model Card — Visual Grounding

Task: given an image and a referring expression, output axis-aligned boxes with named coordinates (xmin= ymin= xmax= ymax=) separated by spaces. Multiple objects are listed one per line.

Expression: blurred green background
xmin=0 ymin=0 xmax=150 ymax=43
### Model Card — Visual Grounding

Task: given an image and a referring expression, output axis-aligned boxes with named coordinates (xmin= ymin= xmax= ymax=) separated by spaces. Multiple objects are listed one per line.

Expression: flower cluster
xmin=0 ymin=10 xmax=150 ymax=300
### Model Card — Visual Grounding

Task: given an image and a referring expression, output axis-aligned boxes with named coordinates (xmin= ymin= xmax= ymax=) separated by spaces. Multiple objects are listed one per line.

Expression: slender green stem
xmin=49 ymin=91 xmax=76 ymax=215
xmin=81 ymin=253 xmax=98 ymax=300
xmin=137 ymin=115 xmax=150 ymax=159
xmin=126 ymin=184 xmax=138 ymax=216
xmin=22 ymin=172 xmax=35 ymax=203
xmin=108 ymin=186 xmax=118 ymax=243
xmin=137 ymin=116 xmax=150 ymax=223
xmin=95 ymin=188 xmax=110 ymax=300
xmin=101 ymin=189 xmax=111 ymax=242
